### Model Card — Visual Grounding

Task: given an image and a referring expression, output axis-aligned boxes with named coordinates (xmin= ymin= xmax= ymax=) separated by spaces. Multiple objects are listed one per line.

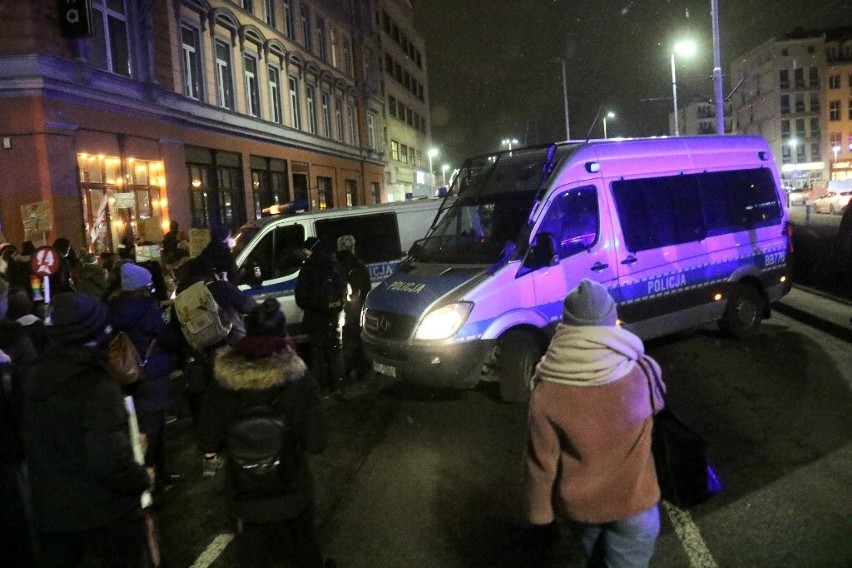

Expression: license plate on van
xmin=373 ymin=361 xmax=397 ymax=378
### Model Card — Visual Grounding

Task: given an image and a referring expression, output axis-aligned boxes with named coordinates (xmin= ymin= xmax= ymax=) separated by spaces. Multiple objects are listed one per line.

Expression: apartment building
xmin=379 ymin=0 xmax=432 ymax=200
xmin=673 ymin=98 xmax=733 ymax=136
xmin=0 ymin=0 xmax=423 ymax=254
xmin=824 ymin=31 xmax=852 ymax=182
xmin=730 ymin=28 xmax=852 ymax=187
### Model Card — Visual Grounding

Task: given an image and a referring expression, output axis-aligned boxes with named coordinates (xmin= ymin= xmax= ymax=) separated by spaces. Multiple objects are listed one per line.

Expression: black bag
xmin=639 ymin=358 xmax=723 ymax=508
xmin=226 ymin=393 xmax=298 ymax=497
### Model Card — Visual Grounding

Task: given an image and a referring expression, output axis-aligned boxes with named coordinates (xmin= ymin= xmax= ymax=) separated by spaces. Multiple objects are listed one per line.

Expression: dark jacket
xmin=108 ymin=295 xmax=177 ymax=411
xmin=295 ymin=251 xmax=347 ymax=332
xmin=76 ymin=263 xmax=108 ymax=299
xmin=199 ymin=344 xmax=326 ymax=523
xmin=200 ymin=239 xmax=238 ymax=284
xmin=336 ymin=249 xmax=372 ymax=317
xmin=22 ymin=345 xmax=149 ymax=532
xmin=0 ymin=321 xmax=38 ymax=464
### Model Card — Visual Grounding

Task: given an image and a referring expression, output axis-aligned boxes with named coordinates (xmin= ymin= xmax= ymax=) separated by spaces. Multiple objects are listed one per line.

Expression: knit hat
xmin=121 ymin=263 xmax=153 ymax=291
xmin=0 ymin=278 xmax=8 ymax=319
xmin=337 ymin=234 xmax=356 ymax=253
xmin=210 ymin=225 xmax=230 ymax=243
xmin=233 ymin=335 xmax=295 ymax=360
xmin=48 ymin=292 xmax=109 ymax=344
xmin=562 ymin=279 xmax=617 ymax=326
xmin=245 ymin=298 xmax=286 ymax=337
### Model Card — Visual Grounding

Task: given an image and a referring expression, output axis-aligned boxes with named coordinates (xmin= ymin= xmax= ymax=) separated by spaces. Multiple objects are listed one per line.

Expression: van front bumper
xmin=363 ymin=336 xmax=494 ymax=389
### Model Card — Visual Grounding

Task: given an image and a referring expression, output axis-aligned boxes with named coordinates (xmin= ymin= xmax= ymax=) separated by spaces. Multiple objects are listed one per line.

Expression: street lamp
xmin=789 ymin=138 xmax=798 ymax=188
xmin=671 ymin=39 xmax=697 ymax=136
xmin=427 ymin=148 xmax=438 ymax=186
xmin=602 ymin=111 xmax=615 ymax=139
xmin=501 ymin=138 xmax=519 ymax=151
xmin=441 ymin=164 xmax=449 ymax=186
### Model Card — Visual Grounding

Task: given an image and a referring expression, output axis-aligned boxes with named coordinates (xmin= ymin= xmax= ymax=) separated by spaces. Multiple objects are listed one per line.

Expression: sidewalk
xmin=774 ymin=285 xmax=852 ymax=343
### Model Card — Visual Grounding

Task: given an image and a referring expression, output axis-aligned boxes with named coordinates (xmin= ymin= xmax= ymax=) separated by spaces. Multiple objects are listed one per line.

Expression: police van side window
xmin=538 ymin=186 xmax=600 ymax=259
xmin=241 ymin=225 xmax=305 ymax=283
xmin=612 ymin=168 xmax=781 ymax=252
xmin=315 ymin=213 xmax=402 ymax=263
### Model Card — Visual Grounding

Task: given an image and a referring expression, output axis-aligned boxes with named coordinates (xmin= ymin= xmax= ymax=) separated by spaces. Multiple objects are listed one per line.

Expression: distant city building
xmin=671 ymin=98 xmax=733 ymax=136
xmin=379 ymin=0 xmax=432 ymax=200
xmin=729 ymin=27 xmax=852 ymax=190
xmin=0 ymin=0 xmax=431 ymax=252
xmin=824 ymin=31 xmax=852 ymax=182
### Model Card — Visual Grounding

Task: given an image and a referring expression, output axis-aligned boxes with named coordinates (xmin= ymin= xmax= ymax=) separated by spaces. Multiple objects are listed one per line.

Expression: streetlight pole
xmin=603 ymin=112 xmax=615 ymax=139
xmin=560 ymin=57 xmax=570 ymax=140
xmin=427 ymin=148 xmax=438 ymax=187
xmin=711 ymin=0 xmax=725 ymax=134
xmin=789 ymin=138 xmax=798 ymax=188
xmin=670 ymin=40 xmax=696 ymax=136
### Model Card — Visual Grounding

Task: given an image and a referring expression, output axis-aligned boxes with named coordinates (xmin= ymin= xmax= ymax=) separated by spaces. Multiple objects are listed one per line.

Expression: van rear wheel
xmin=497 ymin=331 xmax=541 ymax=403
xmin=719 ymin=284 xmax=765 ymax=338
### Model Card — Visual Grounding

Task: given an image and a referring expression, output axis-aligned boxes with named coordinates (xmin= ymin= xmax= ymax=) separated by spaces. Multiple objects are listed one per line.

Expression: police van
xmin=362 ymin=136 xmax=793 ymax=402
xmin=232 ymin=198 xmax=443 ymax=340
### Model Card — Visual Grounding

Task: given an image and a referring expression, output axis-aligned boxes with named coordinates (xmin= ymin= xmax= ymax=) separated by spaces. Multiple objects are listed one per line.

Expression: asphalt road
xmin=153 ymin=305 xmax=852 ymax=568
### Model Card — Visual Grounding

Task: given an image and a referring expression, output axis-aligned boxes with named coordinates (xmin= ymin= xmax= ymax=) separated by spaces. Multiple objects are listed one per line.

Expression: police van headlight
xmin=414 ymin=302 xmax=473 ymax=340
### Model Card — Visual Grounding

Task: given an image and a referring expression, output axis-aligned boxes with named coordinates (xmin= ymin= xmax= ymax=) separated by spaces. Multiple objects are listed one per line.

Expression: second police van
xmin=231 ymin=198 xmax=443 ymax=341
xmin=361 ymin=136 xmax=793 ymax=402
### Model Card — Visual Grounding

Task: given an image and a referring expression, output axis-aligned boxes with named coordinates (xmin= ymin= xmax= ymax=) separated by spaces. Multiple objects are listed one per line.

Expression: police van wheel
xmin=497 ymin=331 xmax=541 ymax=403
xmin=719 ymin=284 xmax=764 ymax=339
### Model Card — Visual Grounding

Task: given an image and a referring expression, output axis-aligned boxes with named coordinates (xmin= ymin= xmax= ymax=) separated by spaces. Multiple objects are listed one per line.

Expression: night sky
xmin=412 ymin=0 xmax=852 ymax=169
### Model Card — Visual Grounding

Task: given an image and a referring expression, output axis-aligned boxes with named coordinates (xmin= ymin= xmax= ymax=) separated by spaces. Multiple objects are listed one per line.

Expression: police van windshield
xmin=412 ymin=145 xmax=572 ymax=264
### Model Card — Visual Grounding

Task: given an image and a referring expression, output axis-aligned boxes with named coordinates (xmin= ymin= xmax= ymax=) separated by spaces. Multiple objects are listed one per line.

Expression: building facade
xmin=729 ymin=31 xmax=831 ymax=190
xmin=672 ymin=98 xmax=733 ymax=136
xmin=0 ymin=0 xmax=429 ymax=254
xmin=824 ymin=31 xmax=852 ymax=182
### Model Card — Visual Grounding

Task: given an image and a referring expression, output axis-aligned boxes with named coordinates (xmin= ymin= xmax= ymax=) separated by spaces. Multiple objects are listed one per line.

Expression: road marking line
xmin=663 ymin=501 xmax=719 ymax=568
xmin=190 ymin=533 xmax=233 ymax=568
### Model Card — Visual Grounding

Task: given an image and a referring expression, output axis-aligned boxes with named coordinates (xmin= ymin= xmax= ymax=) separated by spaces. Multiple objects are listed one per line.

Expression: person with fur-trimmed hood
xmin=525 ymin=279 xmax=666 ymax=567
xmin=198 ymin=300 xmax=332 ymax=568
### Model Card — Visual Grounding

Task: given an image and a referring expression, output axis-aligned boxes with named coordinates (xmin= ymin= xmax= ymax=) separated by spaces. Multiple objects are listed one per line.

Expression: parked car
xmin=813 ymin=191 xmax=852 ymax=215
xmin=786 ymin=188 xmax=808 ymax=206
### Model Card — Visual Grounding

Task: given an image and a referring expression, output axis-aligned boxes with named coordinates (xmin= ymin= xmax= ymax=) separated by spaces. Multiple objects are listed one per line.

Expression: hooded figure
xmin=21 ymin=293 xmax=150 ymax=566
xmin=199 ymin=301 xmax=330 ymax=567
xmin=524 ymin=279 xmax=666 ymax=567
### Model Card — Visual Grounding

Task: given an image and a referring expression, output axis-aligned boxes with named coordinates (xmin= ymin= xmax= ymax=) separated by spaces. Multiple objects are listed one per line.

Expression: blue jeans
xmin=577 ymin=504 xmax=660 ymax=568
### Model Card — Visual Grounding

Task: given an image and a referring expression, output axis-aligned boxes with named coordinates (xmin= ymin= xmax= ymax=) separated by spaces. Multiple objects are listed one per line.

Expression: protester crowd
xmin=0 ymin=227 xmax=364 ymax=567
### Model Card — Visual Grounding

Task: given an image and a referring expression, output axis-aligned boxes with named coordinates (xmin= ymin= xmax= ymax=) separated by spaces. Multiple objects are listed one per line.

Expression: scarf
xmin=534 ymin=323 xmax=650 ymax=387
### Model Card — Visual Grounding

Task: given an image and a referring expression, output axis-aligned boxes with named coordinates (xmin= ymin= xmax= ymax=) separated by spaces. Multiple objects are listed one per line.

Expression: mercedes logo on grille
xmin=377 ymin=315 xmax=391 ymax=333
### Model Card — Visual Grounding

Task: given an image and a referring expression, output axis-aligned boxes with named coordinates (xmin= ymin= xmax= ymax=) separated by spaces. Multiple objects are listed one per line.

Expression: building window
xmin=238 ymin=0 xmax=254 ymax=14
xmin=306 ymin=85 xmax=317 ymax=134
xmin=317 ymin=176 xmax=333 ymax=209
xmin=780 ymin=94 xmax=790 ymax=114
xmin=300 ymin=6 xmax=311 ymax=51
xmin=268 ymin=65 xmax=282 ymax=124
xmin=244 ymin=53 xmax=261 ymax=117
xmin=400 ymin=144 xmax=408 ymax=164
xmin=89 ymin=0 xmax=130 ymax=76
xmin=317 ymin=18 xmax=327 ymax=61
xmin=810 ymin=117 xmax=820 ymax=139
xmin=186 ymin=147 xmax=246 ymax=231
xmin=829 ymin=100 xmax=840 ymax=121
xmin=794 ymin=93 xmax=804 ymax=113
xmin=391 ymin=140 xmax=399 ymax=161
xmin=810 ymin=93 xmax=820 ymax=113
xmin=829 ymin=75 xmax=840 ymax=89
xmin=371 ymin=182 xmax=380 ymax=204
xmin=388 ymin=96 xmax=397 ymax=118
xmin=288 ymin=76 xmax=301 ymax=129
xmin=263 ymin=0 xmax=274 ymax=26
xmin=347 ymin=102 xmax=357 ymax=144
xmin=811 ymin=142 xmax=820 ymax=161
xmin=808 ymin=67 xmax=818 ymax=87
xmin=779 ymin=69 xmax=789 ymax=89
xmin=343 ymin=38 xmax=353 ymax=76
xmin=408 ymin=146 xmax=415 ymax=165
xmin=793 ymin=68 xmax=804 ymax=89
xmin=250 ymin=156 xmax=289 ymax=218
xmin=215 ymin=39 xmax=235 ymax=109
xmin=330 ymin=28 xmax=338 ymax=68
xmin=345 ymin=179 xmax=358 ymax=207
xmin=283 ymin=0 xmax=293 ymax=37
xmin=795 ymin=118 xmax=805 ymax=138
xmin=367 ymin=114 xmax=376 ymax=150
xmin=181 ymin=24 xmax=203 ymax=100
xmin=335 ymin=98 xmax=344 ymax=143
xmin=321 ymin=92 xmax=331 ymax=137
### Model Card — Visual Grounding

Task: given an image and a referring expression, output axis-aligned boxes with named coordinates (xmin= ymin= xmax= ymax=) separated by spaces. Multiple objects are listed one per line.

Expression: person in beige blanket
xmin=525 ymin=279 xmax=666 ymax=567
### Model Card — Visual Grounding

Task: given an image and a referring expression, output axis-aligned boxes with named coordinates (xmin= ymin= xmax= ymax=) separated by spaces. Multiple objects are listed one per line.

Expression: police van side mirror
xmin=525 ymin=232 xmax=558 ymax=269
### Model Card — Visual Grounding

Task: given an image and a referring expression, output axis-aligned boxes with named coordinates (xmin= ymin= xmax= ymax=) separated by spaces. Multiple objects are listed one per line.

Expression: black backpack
xmin=225 ymin=392 xmax=298 ymax=496
xmin=296 ymin=257 xmax=347 ymax=313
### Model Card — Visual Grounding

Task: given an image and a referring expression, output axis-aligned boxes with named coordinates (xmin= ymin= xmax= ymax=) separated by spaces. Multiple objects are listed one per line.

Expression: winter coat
xmin=198 ymin=343 xmax=327 ymax=523
xmin=336 ymin=249 xmax=372 ymax=316
xmin=108 ymin=295 xmax=175 ymax=411
xmin=200 ymin=239 xmax=238 ymax=283
xmin=0 ymin=321 xmax=38 ymax=464
xmin=76 ymin=263 xmax=108 ymax=299
xmin=295 ymin=251 xmax=346 ymax=333
xmin=21 ymin=345 xmax=150 ymax=532
xmin=525 ymin=325 xmax=666 ymax=525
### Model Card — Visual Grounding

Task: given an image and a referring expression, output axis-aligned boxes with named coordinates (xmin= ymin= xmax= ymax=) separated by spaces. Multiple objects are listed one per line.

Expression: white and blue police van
xmin=232 ymin=198 xmax=443 ymax=341
xmin=361 ymin=136 xmax=793 ymax=402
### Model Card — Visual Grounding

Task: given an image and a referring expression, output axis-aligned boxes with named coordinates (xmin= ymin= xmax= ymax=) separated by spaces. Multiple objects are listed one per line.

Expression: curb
xmin=774 ymin=292 xmax=852 ymax=344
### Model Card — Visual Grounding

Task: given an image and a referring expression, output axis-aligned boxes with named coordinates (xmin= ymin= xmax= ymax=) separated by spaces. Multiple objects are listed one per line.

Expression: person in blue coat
xmin=108 ymin=262 xmax=182 ymax=492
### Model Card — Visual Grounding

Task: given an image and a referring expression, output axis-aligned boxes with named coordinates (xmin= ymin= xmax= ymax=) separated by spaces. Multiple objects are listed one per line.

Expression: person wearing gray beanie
xmin=121 ymin=263 xmax=153 ymax=292
xmin=525 ymin=279 xmax=666 ymax=567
